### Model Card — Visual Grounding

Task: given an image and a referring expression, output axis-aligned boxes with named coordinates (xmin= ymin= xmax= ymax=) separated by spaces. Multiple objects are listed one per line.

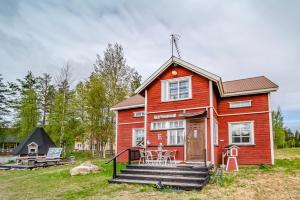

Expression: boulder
xmin=70 ymin=161 xmax=99 ymax=176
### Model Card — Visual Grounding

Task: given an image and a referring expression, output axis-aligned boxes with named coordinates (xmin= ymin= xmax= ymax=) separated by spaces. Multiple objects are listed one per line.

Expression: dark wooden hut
xmin=12 ymin=127 xmax=56 ymax=157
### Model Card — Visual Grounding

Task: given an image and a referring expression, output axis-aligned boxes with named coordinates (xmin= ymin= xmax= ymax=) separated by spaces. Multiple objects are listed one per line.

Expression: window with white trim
xmin=229 ymin=122 xmax=254 ymax=145
xmin=213 ymin=119 xmax=218 ymax=145
xmin=229 ymin=101 xmax=252 ymax=108
xmin=27 ymin=142 xmax=38 ymax=154
xmin=161 ymin=76 xmax=192 ymax=101
xmin=133 ymin=111 xmax=145 ymax=117
xmin=132 ymin=128 xmax=145 ymax=147
xmin=167 ymin=129 xmax=184 ymax=145
xmin=151 ymin=120 xmax=184 ymax=130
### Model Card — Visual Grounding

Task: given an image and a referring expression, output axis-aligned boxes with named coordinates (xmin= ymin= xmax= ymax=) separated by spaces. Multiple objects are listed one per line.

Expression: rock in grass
xmin=70 ymin=161 xmax=99 ymax=176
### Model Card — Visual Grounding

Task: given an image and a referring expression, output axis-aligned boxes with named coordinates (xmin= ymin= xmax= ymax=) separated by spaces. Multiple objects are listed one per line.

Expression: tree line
xmin=0 ymin=43 xmax=141 ymax=156
xmin=272 ymin=108 xmax=300 ymax=148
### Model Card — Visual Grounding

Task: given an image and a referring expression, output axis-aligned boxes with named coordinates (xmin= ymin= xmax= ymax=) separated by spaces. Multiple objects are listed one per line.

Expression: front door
xmin=186 ymin=119 xmax=205 ymax=161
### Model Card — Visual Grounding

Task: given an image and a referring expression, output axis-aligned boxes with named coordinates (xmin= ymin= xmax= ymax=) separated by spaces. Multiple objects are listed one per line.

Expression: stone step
xmin=110 ymin=178 xmax=205 ymax=190
xmin=117 ymin=173 xmax=207 ymax=183
xmin=121 ymin=168 xmax=208 ymax=177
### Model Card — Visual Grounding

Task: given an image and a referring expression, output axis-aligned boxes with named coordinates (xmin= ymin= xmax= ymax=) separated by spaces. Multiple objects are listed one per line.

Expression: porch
xmin=106 ymin=148 xmax=212 ymax=190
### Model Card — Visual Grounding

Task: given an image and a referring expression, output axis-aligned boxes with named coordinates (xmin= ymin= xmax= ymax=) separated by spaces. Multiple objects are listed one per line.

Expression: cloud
xmin=0 ymin=0 xmax=299 ymax=129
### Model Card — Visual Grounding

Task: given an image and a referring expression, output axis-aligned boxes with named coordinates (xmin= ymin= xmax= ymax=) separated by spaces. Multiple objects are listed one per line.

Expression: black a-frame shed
xmin=12 ymin=127 xmax=56 ymax=156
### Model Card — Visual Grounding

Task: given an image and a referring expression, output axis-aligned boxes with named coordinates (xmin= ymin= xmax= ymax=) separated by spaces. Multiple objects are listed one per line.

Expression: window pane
xmin=169 ymin=130 xmax=176 ymax=145
xmin=232 ymin=137 xmax=241 ymax=143
xmin=177 ymin=130 xmax=184 ymax=145
xmin=242 ymin=137 xmax=250 ymax=143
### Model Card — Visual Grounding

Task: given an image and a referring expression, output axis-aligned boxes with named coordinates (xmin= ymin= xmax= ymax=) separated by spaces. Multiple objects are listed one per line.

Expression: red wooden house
xmin=112 ymin=57 xmax=278 ymax=166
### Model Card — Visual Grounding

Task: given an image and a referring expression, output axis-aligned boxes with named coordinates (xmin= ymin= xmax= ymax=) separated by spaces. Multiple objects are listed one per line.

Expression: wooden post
xmin=128 ymin=149 xmax=131 ymax=165
xmin=204 ymin=149 xmax=207 ymax=167
xmin=113 ymin=158 xmax=117 ymax=179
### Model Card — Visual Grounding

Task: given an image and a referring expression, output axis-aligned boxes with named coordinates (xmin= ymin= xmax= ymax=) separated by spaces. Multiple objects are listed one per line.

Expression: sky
xmin=0 ymin=0 xmax=299 ymax=131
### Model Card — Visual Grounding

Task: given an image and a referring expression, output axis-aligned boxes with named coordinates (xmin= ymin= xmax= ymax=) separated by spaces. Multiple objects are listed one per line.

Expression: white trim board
xmin=111 ymin=104 xmax=145 ymax=111
xmin=135 ymin=57 xmax=222 ymax=94
xmin=119 ymin=121 xmax=144 ymax=125
xmin=268 ymin=93 xmax=275 ymax=165
xmin=209 ymin=80 xmax=215 ymax=164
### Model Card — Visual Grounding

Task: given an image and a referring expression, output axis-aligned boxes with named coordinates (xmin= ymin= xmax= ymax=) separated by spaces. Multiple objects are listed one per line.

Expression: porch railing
xmin=105 ymin=148 xmax=142 ymax=179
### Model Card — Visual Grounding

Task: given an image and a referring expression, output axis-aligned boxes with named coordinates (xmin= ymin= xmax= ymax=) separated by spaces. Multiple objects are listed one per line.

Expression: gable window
xmin=229 ymin=100 xmax=252 ymax=108
xmin=132 ymin=128 xmax=145 ymax=147
xmin=229 ymin=122 xmax=254 ymax=145
xmin=213 ymin=119 xmax=218 ymax=145
xmin=168 ymin=129 xmax=184 ymax=145
xmin=161 ymin=76 xmax=192 ymax=101
xmin=133 ymin=111 xmax=145 ymax=118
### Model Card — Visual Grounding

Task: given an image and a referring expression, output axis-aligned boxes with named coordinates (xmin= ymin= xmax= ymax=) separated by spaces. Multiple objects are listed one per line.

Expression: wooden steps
xmin=109 ymin=164 xmax=211 ymax=190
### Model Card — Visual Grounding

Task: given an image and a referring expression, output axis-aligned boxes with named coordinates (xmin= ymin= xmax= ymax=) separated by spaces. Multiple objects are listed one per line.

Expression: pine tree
xmin=38 ymin=73 xmax=55 ymax=126
xmin=0 ymin=74 xmax=9 ymax=127
xmin=17 ymin=71 xmax=40 ymax=140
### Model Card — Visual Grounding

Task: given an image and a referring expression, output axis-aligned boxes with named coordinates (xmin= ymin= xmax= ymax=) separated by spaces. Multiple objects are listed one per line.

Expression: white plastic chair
xmin=139 ymin=149 xmax=146 ymax=164
xmin=145 ymin=151 xmax=154 ymax=165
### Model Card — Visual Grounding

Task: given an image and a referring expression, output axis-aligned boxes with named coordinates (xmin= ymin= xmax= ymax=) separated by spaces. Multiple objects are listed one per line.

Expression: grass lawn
xmin=0 ymin=149 xmax=299 ymax=200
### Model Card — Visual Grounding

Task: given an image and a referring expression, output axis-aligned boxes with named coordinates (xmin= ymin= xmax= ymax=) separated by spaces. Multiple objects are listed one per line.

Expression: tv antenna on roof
xmin=170 ymin=34 xmax=181 ymax=59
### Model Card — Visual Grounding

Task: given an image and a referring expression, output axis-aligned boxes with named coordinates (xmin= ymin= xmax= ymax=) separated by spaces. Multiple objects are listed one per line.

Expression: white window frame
xmin=27 ymin=142 xmax=38 ymax=154
xmin=213 ymin=118 xmax=218 ymax=145
xmin=133 ymin=111 xmax=145 ymax=118
xmin=161 ymin=76 xmax=192 ymax=102
xmin=229 ymin=100 xmax=252 ymax=108
xmin=228 ymin=121 xmax=255 ymax=145
xmin=167 ymin=129 xmax=184 ymax=146
xmin=151 ymin=120 xmax=184 ymax=131
xmin=132 ymin=128 xmax=145 ymax=147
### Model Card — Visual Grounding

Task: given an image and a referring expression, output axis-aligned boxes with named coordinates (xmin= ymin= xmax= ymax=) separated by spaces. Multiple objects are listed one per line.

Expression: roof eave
xmin=221 ymin=87 xmax=278 ymax=97
xmin=110 ymin=104 xmax=145 ymax=111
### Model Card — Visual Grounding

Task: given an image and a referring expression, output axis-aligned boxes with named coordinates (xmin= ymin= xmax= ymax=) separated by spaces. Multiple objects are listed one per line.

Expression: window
xmin=27 ymin=142 xmax=38 ymax=154
xmin=167 ymin=129 xmax=184 ymax=145
xmin=161 ymin=76 xmax=192 ymax=101
xmin=229 ymin=100 xmax=252 ymax=108
xmin=133 ymin=111 xmax=145 ymax=117
xmin=151 ymin=120 xmax=184 ymax=130
xmin=213 ymin=119 xmax=218 ymax=145
xmin=229 ymin=122 xmax=254 ymax=145
xmin=132 ymin=128 xmax=145 ymax=147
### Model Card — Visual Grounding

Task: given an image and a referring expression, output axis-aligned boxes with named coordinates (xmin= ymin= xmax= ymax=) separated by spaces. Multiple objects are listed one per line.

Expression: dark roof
xmin=12 ymin=127 xmax=56 ymax=155
xmin=2 ymin=135 xmax=17 ymax=143
xmin=222 ymin=76 xmax=278 ymax=94
xmin=111 ymin=95 xmax=145 ymax=110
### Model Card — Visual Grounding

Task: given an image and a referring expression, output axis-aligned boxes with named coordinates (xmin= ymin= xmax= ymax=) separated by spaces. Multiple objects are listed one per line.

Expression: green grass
xmin=0 ymin=149 xmax=299 ymax=200
xmin=0 ymin=160 xmax=128 ymax=200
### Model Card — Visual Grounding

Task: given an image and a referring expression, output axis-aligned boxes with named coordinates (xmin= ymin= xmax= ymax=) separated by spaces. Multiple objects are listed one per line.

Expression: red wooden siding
xmin=117 ymin=108 xmax=144 ymax=162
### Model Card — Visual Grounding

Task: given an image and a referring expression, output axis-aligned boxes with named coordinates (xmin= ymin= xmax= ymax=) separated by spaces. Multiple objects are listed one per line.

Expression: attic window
xmin=229 ymin=100 xmax=252 ymax=108
xmin=161 ymin=76 xmax=192 ymax=102
xmin=133 ymin=111 xmax=145 ymax=118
